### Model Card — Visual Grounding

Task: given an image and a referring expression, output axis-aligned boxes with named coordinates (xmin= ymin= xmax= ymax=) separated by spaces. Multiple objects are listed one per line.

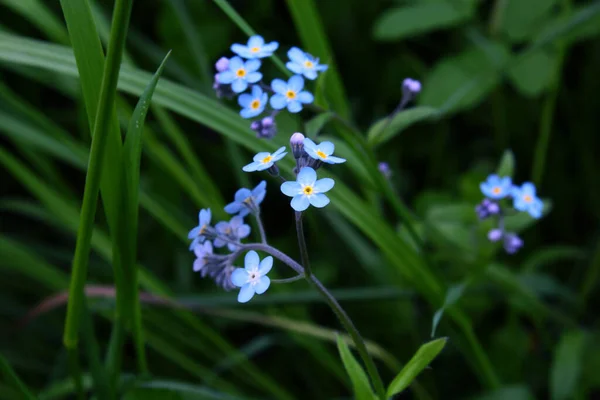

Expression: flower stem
xmin=295 ymin=211 xmax=312 ymax=278
xmin=255 ymin=212 xmax=268 ymax=244
xmin=272 ymin=274 xmax=305 ymax=284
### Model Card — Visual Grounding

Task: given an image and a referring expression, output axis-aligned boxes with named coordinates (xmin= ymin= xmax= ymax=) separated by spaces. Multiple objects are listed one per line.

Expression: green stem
xmin=67 ymin=348 xmax=85 ymax=400
xmin=62 ymin=0 xmax=133 ymax=348
xmin=295 ymin=212 xmax=313 ymax=278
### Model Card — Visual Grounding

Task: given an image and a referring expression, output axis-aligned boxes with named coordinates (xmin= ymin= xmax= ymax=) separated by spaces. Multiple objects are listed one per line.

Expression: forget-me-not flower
xmin=238 ymin=85 xmax=268 ymax=119
xmin=303 ymin=138 xmax=346 ymax=164
xmin=243 ymin=146 xmax=287 ymax=172
xmin=188 ymin=209 xmax=211 ymax=250
xmin=511 ymin=182 xmax=543 ymax=219
xmin=214 ymin=216 xmax=251 ymax=251
xmin=225 ymin=181 xmax=267 ymax=217
xmin=480 ymin=174 xmax=512 ymax=200
xmin=231 ymin=250 xmax=272 ymax=303
xmin=270 ymin=75 xmax=314 ymax=113
xmin=286 ymin=47 xmax=328 ymax=80
xmin=193 ymin=241 xmax=213 ymax=272
xmin=216 ymin=56 xmax=262 ymax=93
xmin=231 ymin=35 xmax=279 ymax=59
xmin=280 ymin=167 xmax=334 ymax=211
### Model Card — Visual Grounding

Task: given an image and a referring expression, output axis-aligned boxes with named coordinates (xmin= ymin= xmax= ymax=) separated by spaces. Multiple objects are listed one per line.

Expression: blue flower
xmin=193 ymin=241 xmax=213 ymax=272
xmin=231 ymin=250 xmax=273 ymax=303
xmin=480 ymin=174 xmax=512 ymax=199
xmin=269 ymin=75 xmax=314 ymax=113
xmin=303 ymin=138 xmax=346 ymax=164
xmin=243 ymin=146 xmax=287 ymax=172
xmin=511 ymin=182 xmax=544 ymax=219
xmin=225 ymin=181 xmax=267 ymax=217
xmin=188 ymin=209 xmax=211 ymax=250
xmin=280 ymin=167 xmax=334 ymax=211
xmin=216 ymin=56 xmax=262 ymax=93
xmin=214 ymin=216 xmax=251 ymax=251
xmin=231 ymin=35 xmax=279 ymax=59
xmin=238 ymin=85 xmax=268 ymax=119
xmin=503 ymin=233 xmax=524 ymax=254
xmin=286 ymin=47 xmax=328 ymax=80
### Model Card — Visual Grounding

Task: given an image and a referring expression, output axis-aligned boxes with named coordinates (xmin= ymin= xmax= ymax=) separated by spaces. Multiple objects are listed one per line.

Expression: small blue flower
xmin=303 ymin=138 xmax=346 ymax=164
xmin=214 ymin=216 xmax=251 ymax=251
xmin=231 ymin=35 xmax=279 ymax=59
xmin=216 ymin=56 xmax=262 ymax=93
xmin=480 ymin=174 xmax=512 ymax=199
xmin=270 ymin=75 xmax=314 ymax=113
xmin=511 ymin=182 xmax=544 ymax=219
xmin=188 ymin=209 xmax=211 ymax=250
xmin=225 ymin=181 xmax=267 ymax=217
xmin=231 ymin=250 xmax=273 ymax=303
xmin=238 ymin=85 xmax=268 ymax=119
xmin=503 ymin=233 xmax=524 ymax=254
xmin=286 ymin=47 xmax=328 ymax=80
xmin=193 ymin=241 xmax=213 ymax=272
xmin=243 ymin=146 xmax=287 ymax=172
xmin=280 ymin=167 xmax=334 ymax=211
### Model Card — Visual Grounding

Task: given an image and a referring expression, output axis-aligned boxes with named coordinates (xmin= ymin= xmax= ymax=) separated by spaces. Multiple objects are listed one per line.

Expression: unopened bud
xmin=215 ymin=57 xmax=229 ymax=72
xmin=290 ymin=132 xmax=305 ymax=159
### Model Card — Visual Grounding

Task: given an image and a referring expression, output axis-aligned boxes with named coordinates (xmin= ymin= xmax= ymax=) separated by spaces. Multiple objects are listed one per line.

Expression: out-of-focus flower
xmin=214 ymin=216 xmax=251 ymax=251
xmin=231 ymin=251 xmax=273 ymax=303
xmin=225 ymin=181 xmax=267 ymax=217
xmin=270 ymin=75 xmax=314 ymax=113
xmin=511 ymin=182 xmax=544 ymax=219
xmin=238 ymin=85 xmax=268 ymax=119
xmin=231 ymin=35 xmax=279 ymax=59
xmin=192 ymin=241 xmax=213 ymax=272
xmin=303 ymin=138 xmax=346 ymax=164
xmin=251 ymin=116 xmax=277 ymax=139
xmin=242 ymin=147 xmax=287 ymax=172
xmin=402 ymin=78 xmax=422 ymax=95
xmin=215 ymin=57 xmax=229 ymax=72
xmin=475 ymin=198 xmax=501 ymax=220
xmin=285 ymin=47 xmax=328 ymax=80
xmin=378 ymin=162 xmax=392 ymax=179
xmin=487 ymin=228 xmax=503 ymax=242
xmin=187 ymin=209 xmax=211 ymax=250
xmin=480 ymin=174 xmax=512 ymax=200
xmin=503 ymin=233 xmax=524 ymax=254
xmin=216 ymin=56 xmax=262 ymax=93
xmin=280 ymin=167 xmax=334 ymax=211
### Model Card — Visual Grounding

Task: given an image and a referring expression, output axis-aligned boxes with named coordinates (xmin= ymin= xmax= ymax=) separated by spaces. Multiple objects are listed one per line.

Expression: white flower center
xmin=247 ymin=267 xmax=261 ymax=286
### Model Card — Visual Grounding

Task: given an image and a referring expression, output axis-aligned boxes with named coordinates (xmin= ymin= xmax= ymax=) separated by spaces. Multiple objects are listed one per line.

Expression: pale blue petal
xmin=240 ymin=107 xmax=261 ymax=119
xmin=287 ymin=101 xmax=302 ymax=113
xmin=227 ymin=241 xmax=241 ymax=252
xmin=229 ymin=56 xmax=244 ymax=70
xmin=271 ymin=79 xmax=287 ymax=94
xmin=304 ymin=69 xmax=318 ymax=80
xmin=319 ymin=141 xmax=335 ymax=155
xmin=297 ymin=91 xmax=314 ymax=104
xmin=273 ymin=146 xmax=286 ymax=157
xmin=238 ymin=93 xmax=253 ymax=108
xmin=224 ymin=202 xmax=242 ymax=214
xmin=193 ymin=258 xmax=205 ymax=271
xmin=234 ymin=188 xmax=252 ymax=202
xmin=260 ymin=92 xmax=268 ymax=105
xmin=237 ymin=224 xmax=251 ymax=238
xmin=216 ymin=70 xmax=234 ymax=84
xmin=297 ymin=167 xmax=317 ymax=186
xmin=521 ymin=182 xmax=536 ymax=195
xmin=244 ymin=250 xmax=260 ymax=271
xmin=242 ymin=161 xmax=261 ymax=172
xmin=254 ymin=276 xmax=270 ymax=294
xmin=303 ymin=138 xmax=317 ymax=150
xmin=500 ymin=176 xmax=512 ymax=189
xmin=262 ymin=42 xmax=279 ymax=53
xmin=270 ymin=94 xmax=287 ymax=109
xmin=530 ymin=199 xmax=544 ymax=218
xmin=187 ymin=226 xmax=200 ymax=239
xmin=237 ymin=284 xmax=255 ymax=303
xmin=288 ymin=47 xmax=306 ymax=63
xmin=188 ymin=236 xmax=201 ymax=251
xmin=255 ymin=162 xmax=272 ymax=171
xmin=286 ymin=61 xmax=303 ymax=74
xmin=281 ymin=181 xmax=302 ymax=196
xmin=253 ymin=152 xmax=271 ymax=162
xmin=258 ymin=256 xmax=273 ymax=275
xmin=229 ymin=216 xmax=243 ymax=229
xmin=230 ymin=44 xmax=247 ymax=57
xmin=288 ymin=75 xmax=304 ymax=92
xmin=246 ymin=72 xmax=262 ymax=83
xmin=309 ymin=193 xmax=330 ymax=208
xmin=231 ymin=79 xmax=247 ymax=93
xmin=314 ymin=178 xmax=335 ymax=193
xmin=272 ymin=152 xmax=287 ymax=162
xmin=253 ymin=181 xmax=267 ymax=195
xmin=291 ymin=195 xmax=310 ymax=211
xmin=213 ymin=237 xmax=226 ymax=248
xmin=251 ymin=85 xmax=262 ymax=97
xmin=247 ymin=35 xmax=264 ymax=48
xmin=326 ymin=156 xmax=346 ymax=164
xmin=245 ymin=59 xmax=261 ymax=72
xmin=316 ymin=64 xmax=328 ymax=71
xmin=215 ymin=221 xmax=229 ymax=233
xmin=231 ymin=268 xmax=248 ymax=287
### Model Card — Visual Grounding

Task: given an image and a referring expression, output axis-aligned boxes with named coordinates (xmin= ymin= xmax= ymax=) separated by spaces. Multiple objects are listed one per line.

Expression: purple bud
xmin=475 ymin=199 xmax=501 ymax=220
xmin=215 ymin=57 xmax=229 ymax=72
xmin=261 ymin=116 xmax=274 ymax=128
xmin=250 ymin=121 xmax=261 ymax=131
xmin=250 ymin=117 xmax=277 ymax=139
xmin=290 ymin=132 xmax=305 ymax=159
xmin=378 ymin=162 xmax=392 ymax=179
xmin=503 ymin=233 xmax=523 ymax=254
xmin=402 ymin=78 xmax=422 ymax=94
xmin=487 ymin=229 xmax=503 ymax=242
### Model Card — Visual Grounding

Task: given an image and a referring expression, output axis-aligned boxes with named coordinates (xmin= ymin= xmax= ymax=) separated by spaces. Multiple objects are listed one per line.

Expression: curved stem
xmin=295 ymin=212 xmax=312 ymax=278
xmin=255 ymin=212 xmax=268 ymax=244
xmin=272 ymin=274 xmax=305 ymax=284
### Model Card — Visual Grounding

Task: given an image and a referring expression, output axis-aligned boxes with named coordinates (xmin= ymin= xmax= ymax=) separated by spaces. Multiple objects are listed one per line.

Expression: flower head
xmin=270 ymin=75 xmax=314 ymax=113
xmin=511 ymin=183 xmax=543 ymax=219
xmin=402 ymin=78 xmax=422 ymax=94
xmin=238 ymin=86 xmax=268 ymax=119
xmin=290 ymin=132 xmax=305 ymax=159
xmin=214 ymin=216 xmax=251 ymax=251
xmin=503 ymin=233 xmax=524 ymax=254
xmin=231 ymin=251 xmax=272 ymax=303
xmin=193 ymin=241 xmax=213 ymax=272
xmin=215 ymin=57 xmax=229 ymax=72
xmin=480 ymin=174 xmax=512 ymax=200
xmin=231 ymin=35 xmax=279 ymax=59
xmin=280 ymin=167 xmax=334 ymax=211
xmin=475 ymin=198 xmax=501 ymax=220
xmin=487 ymin=228 xmax=503 ymax=242
xmin=243 ymin=146 xmax=287 ymax=172
xmin=378 ymin=162 xmax=392 ymax=179
xmin=286 ymin=47 xmax=328 ymax=80
xmin=303 ymin=138 xmax=346 ymax=164
xmin=216 ymin=56 xmax=262 ymax=93
xmin=187 ymin=209 xmax=211 ymax=250
xmin=251 ymin=116 xmax=277 ymax=139
xmin=225 ymin=181 xmax=267 ymax=217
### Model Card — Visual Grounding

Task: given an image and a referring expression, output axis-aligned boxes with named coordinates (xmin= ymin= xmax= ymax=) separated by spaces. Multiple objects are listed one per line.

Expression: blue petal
xmin=273 ymin=146 xmax=286 ymax=157
xmin=247 ymin=35 xmax=264 ymax=48
xmin=254 ymin=276 xmax=270 ymax=295
xmin=314 ymin=178 xmax=335 ymax=193
xmin=216 ymin=70 xmax=234 ymax=84
xmin=237 ymin=284 xmax=255 ymax=303
xmin=286 ymin=61 xmax=303 ymax=75
xmin=258 ymin=256 xmax=273 ymax=275
xmin=242 ymin=161 xmax=261 ymax=172
xmin=270 ymin=94 xmax=287 ymax=109
xmin=500 ymin=176 xmax=512 ymax=189
xmin=272 ymin=152 xmax=287 ymax=162
xmin=288 ymin=75 xmax=304 ymax=92
xmin=231 ymin=79 xmax=248 ymax=93
xmin=187 ymin=226 xmax=200 ymax=239
xmin=244 ymin=250 xmax=260 ymax=271
xmin=228 ymin=56 xmax=244 ymax=70
xmin=237 ymin=224 xmax=251 ymax=238
xmin=260 ymin=92 xmax=268 ymax=105
xmin=234 ymin=188 xmax=252 ymax=202
xmin=287 ymin=101 xmax=302 ymax=113
xmin=231 ymin=268 xmax=249 ymax=287
xmin=303 ymin=138 xmax=317 ymax=150
xmin=319 ymin=141 xmax=335 ymax=155
xmin=271 ymin=79 xmax=287 ymax=94
xmin=224 ymin=202 xmax=242 ymax=214
xmin=251 ymin=85 xmax=262 ymax=97
xmin=253 ymin=181 xmax=267 ymax=196
xmin=291 ymin=194 xmax=310 ymax=211
xmin=188 ymin=236 xmax=201 ymax=251
xmin=238 ymin=93 xmax=253 ymax=108
xmin=288 ymin=47 xmax=306 ymax=63
xmin=213 ymin=237 xmax=226 ymax=248
xmin=245 ymin=59 xmax=261 ymax=72
xmin=246 ymin=72 xmax=262 ymax=83
xmin=215 ymin=221 xmax=229 ymax=233
xmin=193 ymin=258 xmax=205 ymax=272
xmin=325 ymin=155 xmax=346 ymax=164
xmin=262 ymin=42 xmax=279 ymax=53
xmin=281 ymin=181 xmax=302 ymax=197
xmin=530 ymin=199 xmax=544 ymax=219
xmin=513 ymin=197 xmax=527 ymax=212
xmin=231 ymin=44 xmax=250 ymax=58
xmin=316 ymin=64 xmax=328 ymax=71
xmin=240 ymin=107 xmax=261 ymax=119
xmin=253 ymin=152 xmax=271 ymax=162
xmin=256 ymin=162 xmax=272 ymax=171
xmin=297 ymin=167 xmax=316 ymax=186
xmin=297 ymin=91 xmax=314 ymax=104
xmin=309 ymin=193 xmax=330 ymax=208
xmin=304 ymin=69 xmax=318 ymax=80
xmin=521 ymin=182 xmax=536 ymax=195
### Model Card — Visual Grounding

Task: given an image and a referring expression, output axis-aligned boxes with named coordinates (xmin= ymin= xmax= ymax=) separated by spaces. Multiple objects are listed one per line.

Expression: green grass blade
xmin=0 ymin=353 xmax=37 ymax=400
xmin=1 ymin=0 xmax=69 ymax=44
xmin=336 ymin=335 xmax=378 ymax=400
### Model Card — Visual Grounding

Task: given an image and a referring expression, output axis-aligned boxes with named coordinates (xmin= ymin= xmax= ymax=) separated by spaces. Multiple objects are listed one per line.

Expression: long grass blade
xmin=0 ymin=353 xmax=37 ymax=400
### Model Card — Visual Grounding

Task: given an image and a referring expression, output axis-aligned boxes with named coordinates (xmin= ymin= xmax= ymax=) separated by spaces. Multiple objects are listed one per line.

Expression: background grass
xmin=1 ymin=0 xmax=599 ymax=399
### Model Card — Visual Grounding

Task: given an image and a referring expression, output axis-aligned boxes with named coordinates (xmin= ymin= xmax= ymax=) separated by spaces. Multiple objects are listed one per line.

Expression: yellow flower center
xmin=225 ymin=228 xmax=231 ymax=234
xmin=236 ymin=68 xmax=246 ymax=78
xmin=199 ymin=225 xmax=206 ymax=235
xmin=261 ymin=155 xmax=273 ymax=164
xmin=316 ymin=150 xmax=327 ymax=159
xmin=250 ymin=99 xmax=261 ymax=109
xmin=286 ymin=90 xmax=297 ymax=99
xmin=492 ymin=187 xmax=501 ymax=195
xmin=250 ymin=47 xmax=260 ymax=53
xmin=304 ymin=60 xmax=314 ymax=68
xmin=523 ymin=194 xmax=533 ymax=203
xmin=303 ymin=186 xmax=314 ymax=195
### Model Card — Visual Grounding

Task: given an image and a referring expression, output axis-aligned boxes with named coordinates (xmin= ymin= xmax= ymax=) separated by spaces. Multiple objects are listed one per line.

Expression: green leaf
xmin=386 ymin=338 xmax=447 ymax=397
xmin=508 ymin=50 xmax=558 ymax=97
xmin=471 ymin=385 xmax=534 ymax=400
xmin=305 ymin=111 xmax=334 ymax=138
xmin=373 ymin=1 xmax=476 ymax=41
xmin=495 ymin=149 xmax=516 ymax=178
xmin=0 ymin=353 xmax=37 ymax=400
xmin=367 ymin=106 xmax=439 ymax=147
xmin=431 ymin=283 xmax=467 ymax=337
xmin=500 ymin=0 xmax=560 ymax=42
xmin=551 ymin=331 xmax=586 ymax=400
xmin=124 ymin=381 xmax=250 ymax=400
xmin=336 ymin=335 xmax=376 ymax=400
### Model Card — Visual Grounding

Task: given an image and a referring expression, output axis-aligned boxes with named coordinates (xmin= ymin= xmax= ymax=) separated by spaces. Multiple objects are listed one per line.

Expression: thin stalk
xmin=272 ymin=274 xmax=305 ymax=284
xmin=255 ymin=212 xmax=268 ymax=244
xmin=295 ymin=212 xmax=312 ymax=278
xmin=67 ymin=348 xmax=85 ymax=400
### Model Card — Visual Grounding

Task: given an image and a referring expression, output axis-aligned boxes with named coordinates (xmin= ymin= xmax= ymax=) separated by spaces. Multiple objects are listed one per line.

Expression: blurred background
xmin=1 ymin=0 xmax=599 ymax=398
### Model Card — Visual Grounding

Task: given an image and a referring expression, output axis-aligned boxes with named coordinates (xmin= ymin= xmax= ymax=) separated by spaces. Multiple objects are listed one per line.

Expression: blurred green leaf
xmin=336 ymin=335 xmax=376 ymax=400
xmin=367 ymin=106 xmax=439 ymax=147
xmin=471 ymin=385 xmax=534 ymax=400
xmin=500 ymin=0 xmax=559 ymax=42
xmin=305 ymin=111 xmax=333 ymax=138
xmin=495 ymin=149 xmax=515 ymax=178
xmin=124 ymin=381 xmax=251 ymax=400
xmin=0 ymin=353 xmax=37 ymax=400
xmin=551 ymin=331 xmax=586 ymax=400
xmin=508 ymin=50 xmax=558 ymax=97
xmin=431 ymin=283 xmax=467 ymax=337
xmin=521 ymin=246 xmax=585 ymax=272
xmin=386 ymin=338 xmax=447 ymax=397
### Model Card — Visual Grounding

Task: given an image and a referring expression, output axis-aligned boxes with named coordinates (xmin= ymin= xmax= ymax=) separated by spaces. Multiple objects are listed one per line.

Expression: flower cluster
xmin=476 ymin=174 xmax=544 ymax=254
xmin=213 ymin=35 xmax=328 ymax=139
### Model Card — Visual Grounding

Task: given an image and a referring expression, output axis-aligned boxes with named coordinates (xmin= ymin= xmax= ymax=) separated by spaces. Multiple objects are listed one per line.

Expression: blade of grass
xmin=1 ymin=0 xmax=70 ymax=44
xmin=0 ymin=353 xmax=37 ymax=400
